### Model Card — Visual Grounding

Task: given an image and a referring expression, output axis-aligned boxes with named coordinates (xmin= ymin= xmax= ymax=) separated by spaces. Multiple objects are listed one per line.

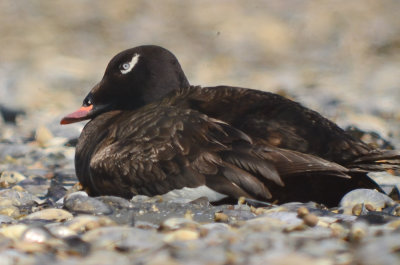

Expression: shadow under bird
xmin=61 ymin=45 xmax=400 ymax=206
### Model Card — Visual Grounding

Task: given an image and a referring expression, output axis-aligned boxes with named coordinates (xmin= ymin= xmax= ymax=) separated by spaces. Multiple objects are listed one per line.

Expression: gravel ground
xmin=0 ymin=1 xmax=400 ymax=264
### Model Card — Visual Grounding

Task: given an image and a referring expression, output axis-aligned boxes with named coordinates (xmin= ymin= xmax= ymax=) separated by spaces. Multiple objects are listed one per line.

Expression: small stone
xmin=214 ymin=212 xmax=229 ymax=223
xmin=253 ymin=207 xmax=268 ymax=215
xmin=394 ymin=206 xmax=400 ymax=216
xmin=262 ymin=211 xmax=303 ymax=226
xmin=0 ymin=214 xmax=15 ymax=224
xmin=95 ymin=196 xmax=135 ymax=225
xmin=0 ymin=199 xmax=14 ymax=207
xmin=21 ymin=226 xmax=53 ymax=243
xmin=159 ymin=217 xmax=199 ymax=232
xmin=0 ymin=181 xmax=9 ymax=188
xmin=11 ymin=185 xmax=26 ymax=192
xmin=46 ymin=225 xmax=77 ymax=238
xmin=189 ymin=196 xmax=210 ymax=206
xmin=242 ymin=216 xmax=285 ymax=232
xmin=25 ymin=208 xmax=73 ymax=222
xmin=130 ymin=195 xmax=152 ymax=203
xmin=387 ymin=219 xmax=400 ymax=229
xmin=348 ymin=222 xmax=368 ymax=242
xmin=63 ymin=236 xmax=91 ymax=256
xmin=283 ymin=223 xmax=307 ymax=233
xmin=65 ymin=215 xmax=116 ymax=233
xmin=0 ymin=224 xmax=28 ymax=239
xmin=302 ymin=214 xmax=319 ymax=227
xmin=0 ymin=171 xmax=26 ymax=185
xmin=13 ymin=241 xmax=48 ymax=253
xmin=365 ymin=203 xmax=375 ymax=211
xmin=64 ymin=192 xmax=113 ymax=215
xmin=0 ymin=206 xmax=21 ymax=218
xmin=297 ymin=206 xmax=309 ymax=218
xmin=184 ymin=210 xmax=193 ymax=220
xmin=96 ymin=196 xmax=132 ymax=209
xmin=18 ymin=176 xmax=50 ymax=197
xmin=82 ymin=226 xmax=161 ymax=251
xmin=151 ymin=204 xmax=159 ymax=212
xmin=330 ymin=223 xmax=347 ymax=239
xmin=163 ymin=229 xmax=199 ymax=242
xmin=0 ymin=189 xmax=40 ymax=207
xmin=238 ymin=196 xmax=246 ymax=205
xmin=352 ymin=204 xmax=363 ymax=215
xmin=35 ymin=126 xmax=54 ymax=147
xmin=65 ymin=182 xmax=84 ymax=196
xmin=385 ymin=200 xmax=397 ymax=208
xmin=201 ymin=223 xmax=231 ymax=232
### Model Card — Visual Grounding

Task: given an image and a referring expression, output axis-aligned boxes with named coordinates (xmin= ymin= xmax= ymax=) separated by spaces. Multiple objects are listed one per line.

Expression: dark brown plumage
xmin=61 ymin=45 xmax=399 ymax=206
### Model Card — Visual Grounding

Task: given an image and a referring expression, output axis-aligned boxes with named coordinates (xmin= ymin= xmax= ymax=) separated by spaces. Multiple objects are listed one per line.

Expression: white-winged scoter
xmin=61 ymin=45 xmax=399 ymax=206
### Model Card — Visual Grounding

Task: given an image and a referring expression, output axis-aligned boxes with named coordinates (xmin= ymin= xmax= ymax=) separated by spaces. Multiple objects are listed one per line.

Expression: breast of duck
xmin=61 ymin=45 xmax=399 ymax=206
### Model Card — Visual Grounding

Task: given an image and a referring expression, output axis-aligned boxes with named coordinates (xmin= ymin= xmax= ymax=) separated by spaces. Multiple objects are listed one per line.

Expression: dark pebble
xmin=64 ymin=236 xmax=92 ymax=256
xmin=45 ymin=179 xmax=68 ymax=203
xmin=357 ymin=211 xmax=400 ymax=225
xmin=0 ymin=105 xmax=25 ymax=124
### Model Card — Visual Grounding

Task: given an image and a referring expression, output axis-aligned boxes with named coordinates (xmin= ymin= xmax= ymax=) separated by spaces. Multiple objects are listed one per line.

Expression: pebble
xmin=340 ymin=189 xmax=395 ymax=214
xmin=64 ymin=192 xmax=113 ymax=215
xmin=35 ymin=126 xmax=54 ymax=148
xmin=240 ymin=216 xmax=286 ymax=232
xmin=163 ymin=229 xmax=200 ymax=242
xmin=46 ymin=224 xmax=77 ymax=238
xmin=330 ymin=223 xmax=348 ymax=239
xmin=302 ymin=214 xmax=319 ymax=227
xmin=18 ymin=176 xmax=50 ymax=197
xmin=24 ymin=208 xmax=73 ymax=222
xmin=0 ymin=224 xmax=29 ymax=240
xmin=0 ymin=214 xmax=15 ymax=224
xmin=214 ymin=212 xmax=229 ymax=223
xmin=200 ymin=222 xmax=231 ymax=233
xmin=352 ymin=203 xmax=366 ymax=215
xmin=0 ymin=205 xmax=21 ymax=218
xmin=64 ymin=215 xmax=116 ymax=233
xmin=82 ymin=226 xmax=163 ymax=251
xmin=21 ymin=226 xmax=53 ymax=243
xmin=0 ymin=171 xmax=26 ymax=185
xmin=159 ymin=217 xmax=199 ymax=231
xmin=348 ymin=221 xmax=368 ymax=242
xmin=0 ymin=189 xmax=40 ymax=207
xmin=12 ymin=241 xmax=49 ymax=253
xmin=95 ymin=196 xmax=135 ymax=225
xmin=355 ymin=233 xmax=400 ymax=265
xmin=297 ymin=206 xmax=309 ymax=218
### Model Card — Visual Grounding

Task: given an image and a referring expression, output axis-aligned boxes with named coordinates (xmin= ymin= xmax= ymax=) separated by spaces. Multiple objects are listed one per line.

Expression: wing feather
xmin=77 ymin=103 xmax=358 ymax=204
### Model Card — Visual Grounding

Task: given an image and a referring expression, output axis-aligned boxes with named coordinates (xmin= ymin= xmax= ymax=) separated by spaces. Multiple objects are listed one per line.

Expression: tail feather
xmin=349 ymin=150 xmax=400 ymax=172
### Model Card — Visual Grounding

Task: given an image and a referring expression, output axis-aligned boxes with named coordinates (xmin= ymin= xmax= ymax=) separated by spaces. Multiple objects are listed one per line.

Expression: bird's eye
xmin=121 ymin=63 xmax=130 ymax=70
xmin=83 ymin=96 xmax=93 ymax=106
xmin=119 ymin=54 xmax=140 ymax=74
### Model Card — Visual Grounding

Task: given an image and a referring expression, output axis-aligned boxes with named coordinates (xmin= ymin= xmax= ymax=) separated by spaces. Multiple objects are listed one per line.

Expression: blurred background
xmin=0 ymin=0 xmax=399 ymax=145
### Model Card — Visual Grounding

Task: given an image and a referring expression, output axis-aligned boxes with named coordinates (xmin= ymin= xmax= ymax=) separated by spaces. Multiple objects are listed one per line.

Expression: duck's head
xmin=60 ymin=45 xmax=189 ymax=124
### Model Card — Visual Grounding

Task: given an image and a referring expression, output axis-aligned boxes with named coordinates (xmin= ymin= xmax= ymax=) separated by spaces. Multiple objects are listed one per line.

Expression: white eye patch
xmin=120 ymin=53 xmax=140 ymax=74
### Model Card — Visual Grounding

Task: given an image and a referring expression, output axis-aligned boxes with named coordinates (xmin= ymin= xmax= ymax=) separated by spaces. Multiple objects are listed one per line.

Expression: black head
xmin=61 ymin=45 xmax=189 ymax=124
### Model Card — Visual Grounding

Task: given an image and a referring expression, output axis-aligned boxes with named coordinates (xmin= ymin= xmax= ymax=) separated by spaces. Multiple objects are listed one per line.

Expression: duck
xmin=61 ymin=45 xmax=399 ymax=206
